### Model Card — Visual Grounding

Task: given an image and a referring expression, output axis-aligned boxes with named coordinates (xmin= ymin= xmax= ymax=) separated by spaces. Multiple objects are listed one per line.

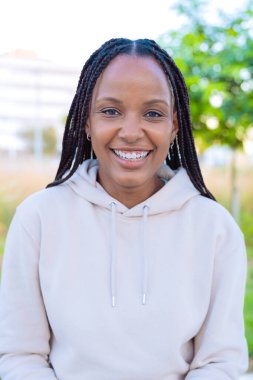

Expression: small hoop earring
xmin=176 ymin=135 xmax=182 ymax=166
xmin=167 ymin=140 xmax=174 ymax=161
xmin=86 ymin=133 xmax=93 ymax=159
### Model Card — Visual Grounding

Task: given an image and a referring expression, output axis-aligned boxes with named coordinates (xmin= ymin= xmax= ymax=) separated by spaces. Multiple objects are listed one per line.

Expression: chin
xmin=115 ymin=174 xmax=148 ymax=189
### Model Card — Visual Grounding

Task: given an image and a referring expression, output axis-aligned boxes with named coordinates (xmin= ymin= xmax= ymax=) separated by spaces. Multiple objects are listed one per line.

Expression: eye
xmin=101 ymin=108 xmax=120 ymax=116
xmin=145 ymin=110 xmax=163 ymax=118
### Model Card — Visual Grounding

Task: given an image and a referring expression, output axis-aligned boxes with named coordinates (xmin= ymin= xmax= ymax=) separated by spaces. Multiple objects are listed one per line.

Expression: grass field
xmin=203 ymin=164 xmax=253 ymax=362
xmin=0 ymin=156 xmax=253 ymax=364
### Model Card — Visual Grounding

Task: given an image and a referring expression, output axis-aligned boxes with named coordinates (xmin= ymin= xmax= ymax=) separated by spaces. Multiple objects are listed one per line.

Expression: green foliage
xmin=245 ymin=265 xmax=253 ymax=357
xmin=241 ymin=212 xmax=253 ymax=251
xmin=0 ymin=196 xmax=15 ymax=238
xmin=19 ymin=126 xmax=58 ymax=155
xmin=42 ymin=127 xmax=58 ymax=155
xmin=159 ymin=0 xmax=253 ymax=149
xmin=0 ymin=236 xmax=5 ymax=257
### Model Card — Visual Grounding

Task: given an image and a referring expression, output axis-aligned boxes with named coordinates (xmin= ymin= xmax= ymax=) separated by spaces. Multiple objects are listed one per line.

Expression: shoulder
xmin=187 ymin=195 xmax=244 ymax=241
xmin=181 ymin=196 xmax=246 ymax=267
xmin=17 ymin=185 xmax=62 ymax=212
xmin=15 ymin=184 xmax=71 ymax=226
xmin=190 ymin=194 xmax=231 ymax=218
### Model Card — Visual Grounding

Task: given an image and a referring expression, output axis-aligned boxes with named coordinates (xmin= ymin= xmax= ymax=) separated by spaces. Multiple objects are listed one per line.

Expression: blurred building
xmin=0 ymin=50 xmax=80 ymax=158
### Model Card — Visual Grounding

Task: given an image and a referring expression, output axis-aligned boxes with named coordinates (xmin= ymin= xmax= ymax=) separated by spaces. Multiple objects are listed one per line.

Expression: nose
xmin=118 ymin=114 xmax=145 ymax=142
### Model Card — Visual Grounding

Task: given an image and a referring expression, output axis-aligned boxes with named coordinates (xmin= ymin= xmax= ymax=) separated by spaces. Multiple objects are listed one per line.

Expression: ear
xmin=171 ymin=111 xmax=179 ymax=140
xmin=85 ymin=121 xmax=90 ymax=136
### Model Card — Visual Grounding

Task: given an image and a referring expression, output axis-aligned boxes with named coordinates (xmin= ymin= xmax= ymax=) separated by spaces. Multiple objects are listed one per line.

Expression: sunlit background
xmin=0 ymin=0 xmax=253 ymax=373
xmin=0 ymin=0 xmax=250 ymax=158
xmin=0 ymin=0 xmax=247 ymax=64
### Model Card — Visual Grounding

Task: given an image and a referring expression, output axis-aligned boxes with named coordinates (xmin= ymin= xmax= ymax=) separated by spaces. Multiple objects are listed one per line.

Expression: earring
xmin=86 ymin=133 xmax=93 ymax=159
xmin=167 ymin=140 xmax=175 ymax=161
xmin=176 ymin=135 xmax=182 ymax=166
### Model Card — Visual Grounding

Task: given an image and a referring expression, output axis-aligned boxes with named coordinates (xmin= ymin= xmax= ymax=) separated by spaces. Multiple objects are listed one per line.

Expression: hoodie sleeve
xmin=185 ymin=225 xmax=248 ymax=380
xmin=0 ymin=208 xmax=57 ymax=379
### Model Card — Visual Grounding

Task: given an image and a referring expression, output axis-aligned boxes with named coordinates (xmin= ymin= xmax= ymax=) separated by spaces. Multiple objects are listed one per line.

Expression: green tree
xmin=160 ymin=0 xmax=253 ymax=149
xmin=159 ymin=0 xmax=253 ymax=216
xmin=20 ymin=126 xmax=57 ymax=156
xmin=42 ymin=127 xmax=58 ymax=155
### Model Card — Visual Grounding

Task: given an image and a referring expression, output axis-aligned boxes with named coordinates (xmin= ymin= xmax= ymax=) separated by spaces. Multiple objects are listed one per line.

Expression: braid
xmin=131 ymin=40 xmax=214 ymax=199
xmin=48 ymin=39 xmax=132 ymax=186
xmin=46 ymin=38 xmax=215 ymax=200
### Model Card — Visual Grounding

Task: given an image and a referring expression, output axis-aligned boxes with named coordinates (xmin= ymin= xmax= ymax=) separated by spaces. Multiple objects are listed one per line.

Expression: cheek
xmin=148 ymin=124 xmax=173 ymax=148
xmin=91 ymin=122 xmax=116 ymax=144
xmin=155 ymin=134 xmax=173 ymax=161
xmin=158 ymin=141 xmax=171 ymax=160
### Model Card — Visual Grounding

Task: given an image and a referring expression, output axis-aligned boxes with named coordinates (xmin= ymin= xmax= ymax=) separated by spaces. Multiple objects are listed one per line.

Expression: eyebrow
xmin=95 ymin=97 xmax=123 ymax=104
xmin=95 ymin=97 xmax=169 ymax=107
xmin=143 ymin=99 xmax=169 ymax=107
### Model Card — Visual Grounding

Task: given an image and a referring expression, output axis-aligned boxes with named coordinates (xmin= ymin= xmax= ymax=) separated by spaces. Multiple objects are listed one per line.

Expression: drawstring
xmin=142 ymin=205 xmax=149 ymax=305
xmin=109 ymin=202 xmax=150 ymax=307
xmin=110 ymin=202 xmax=117 ymax=307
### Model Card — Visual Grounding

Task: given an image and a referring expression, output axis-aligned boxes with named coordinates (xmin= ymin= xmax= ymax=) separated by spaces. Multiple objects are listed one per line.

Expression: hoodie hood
xmin=64 ymin=159 xmax=200 ymax=216
xmin=64 ymin=159 xmax=201 ymax=307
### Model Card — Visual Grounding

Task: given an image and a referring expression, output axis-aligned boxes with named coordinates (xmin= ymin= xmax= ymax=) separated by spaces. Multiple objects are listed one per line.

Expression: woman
xmin=0 ymin=38 xmax=248 ymax=379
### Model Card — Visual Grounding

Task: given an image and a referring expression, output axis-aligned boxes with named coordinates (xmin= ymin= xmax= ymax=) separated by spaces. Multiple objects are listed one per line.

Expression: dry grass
xmin=0 ymin=156 xmax=57 ymax=239
xmin=0 ymin=156 xmax=57 ymax=201
xmin=1 ymin=156 xmax=253 ymax=204
xmin=203 ymin=165 xmax=253 ymax=211
xmin=1 ymin=155 xmax=253 ymax=232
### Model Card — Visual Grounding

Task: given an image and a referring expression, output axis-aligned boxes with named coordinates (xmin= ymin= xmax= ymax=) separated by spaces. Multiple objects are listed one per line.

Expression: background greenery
xmin=159 ymin=0 xmax=253 ymax=150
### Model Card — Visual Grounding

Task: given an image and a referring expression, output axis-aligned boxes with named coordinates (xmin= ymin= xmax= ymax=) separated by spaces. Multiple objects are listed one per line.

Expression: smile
xmin=112 ymin=149 xmax=150 ymax=161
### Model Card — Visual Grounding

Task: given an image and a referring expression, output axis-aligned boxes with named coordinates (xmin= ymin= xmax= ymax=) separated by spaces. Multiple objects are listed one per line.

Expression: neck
xmin=98 ymin=175 xmax=165 ymax=209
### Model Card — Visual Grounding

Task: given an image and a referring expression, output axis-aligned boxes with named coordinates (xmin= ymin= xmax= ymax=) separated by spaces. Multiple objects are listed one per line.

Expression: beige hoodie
xmin=0 ymin=160 xmax=248 ymax=379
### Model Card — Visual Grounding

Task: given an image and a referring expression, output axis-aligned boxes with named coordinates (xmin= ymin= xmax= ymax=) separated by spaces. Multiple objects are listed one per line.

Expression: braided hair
xmin=47 ymin=38 xmax=214 ymax=200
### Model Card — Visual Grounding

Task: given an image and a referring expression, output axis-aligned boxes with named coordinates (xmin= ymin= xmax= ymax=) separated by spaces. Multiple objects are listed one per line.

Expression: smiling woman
xmin=0 ymin=38 xmax=248 ymax=380
xmin=86 ymin=55 xmax=178 ymax=208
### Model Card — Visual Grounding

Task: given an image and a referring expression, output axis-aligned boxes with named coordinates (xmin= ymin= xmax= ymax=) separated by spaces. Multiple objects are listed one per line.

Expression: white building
xmin=0 ymin=50 xmax=81 ymax=158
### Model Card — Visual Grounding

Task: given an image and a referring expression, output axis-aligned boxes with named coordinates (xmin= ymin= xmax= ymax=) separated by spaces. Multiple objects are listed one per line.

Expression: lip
xmin=110 ymin=147 xmax=153 ymax=152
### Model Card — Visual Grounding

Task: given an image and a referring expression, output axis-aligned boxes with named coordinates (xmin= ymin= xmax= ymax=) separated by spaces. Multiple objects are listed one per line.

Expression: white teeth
xmin=113 ymin=150 xmax=149 ymax=160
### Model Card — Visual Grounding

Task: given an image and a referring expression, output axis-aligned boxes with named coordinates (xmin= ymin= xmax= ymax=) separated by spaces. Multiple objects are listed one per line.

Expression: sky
xmin=0 ymin=0 xmax=248 ymax=68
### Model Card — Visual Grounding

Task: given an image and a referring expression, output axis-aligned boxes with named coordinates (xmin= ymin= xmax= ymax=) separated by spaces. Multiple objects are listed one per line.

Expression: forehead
xmin=92 ymin=54 xmax=172 ymax=100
